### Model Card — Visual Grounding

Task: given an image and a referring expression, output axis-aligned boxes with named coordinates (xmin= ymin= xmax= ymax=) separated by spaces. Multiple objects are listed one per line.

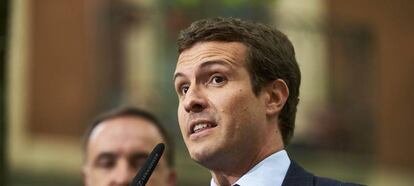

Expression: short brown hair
xmin=177 ymin=17 xmax=301 ymax=145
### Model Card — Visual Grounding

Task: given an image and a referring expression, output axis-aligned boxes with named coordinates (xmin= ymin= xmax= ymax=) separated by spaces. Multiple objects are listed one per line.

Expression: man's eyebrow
xmin=199 ymin=60 xmax=233 ymax=69
xmin=173 ymin=72 xmax=185 ymax=83
xmin=173 ymin=60 xmax=233 ymax=82
xmin=129 ymin=152 xmax=149 ymax=159
xmin=94 ymin=152 xmax=116 ymax=163
xmin=97 ymin=152 xmax=116 ymax=158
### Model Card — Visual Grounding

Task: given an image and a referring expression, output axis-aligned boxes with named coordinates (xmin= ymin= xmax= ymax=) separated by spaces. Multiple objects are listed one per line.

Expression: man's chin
xmin=190 ymin=148 xmax=225 ymax=170
xmin=189 ymin=146 xmax=212 ymax=163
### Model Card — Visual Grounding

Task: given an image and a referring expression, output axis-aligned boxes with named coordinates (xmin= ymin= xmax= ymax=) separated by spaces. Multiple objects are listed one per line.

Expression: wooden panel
xmin=29 ymin=0 xmax=102 ymax=137
xmin=328 ymin=0 xmax=414 ymax=170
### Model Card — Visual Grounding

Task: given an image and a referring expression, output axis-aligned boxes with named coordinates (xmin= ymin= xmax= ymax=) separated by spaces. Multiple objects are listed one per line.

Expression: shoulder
xmin=314 ymin=176 xmax=364 ymax=186
xmin=282 ymin=161 xmax=365 ymax=186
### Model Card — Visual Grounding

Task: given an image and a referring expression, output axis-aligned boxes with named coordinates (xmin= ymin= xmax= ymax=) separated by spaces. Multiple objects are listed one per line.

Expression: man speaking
xmin=172 ymin=17 xmax=362 ymax=186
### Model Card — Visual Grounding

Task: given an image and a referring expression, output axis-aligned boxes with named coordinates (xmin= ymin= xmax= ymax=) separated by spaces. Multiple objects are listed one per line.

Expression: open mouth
xmin=191 ymin=122 xmax=217 ymax=134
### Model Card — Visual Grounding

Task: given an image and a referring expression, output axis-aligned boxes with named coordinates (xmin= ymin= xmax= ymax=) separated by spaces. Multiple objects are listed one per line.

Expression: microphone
xmin=130 ymin=143 xmax=165 ymax=186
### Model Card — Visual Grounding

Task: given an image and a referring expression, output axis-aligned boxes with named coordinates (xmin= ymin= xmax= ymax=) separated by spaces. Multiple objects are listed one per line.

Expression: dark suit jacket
xmin=281 ymin=161 xmax=364 ymax=186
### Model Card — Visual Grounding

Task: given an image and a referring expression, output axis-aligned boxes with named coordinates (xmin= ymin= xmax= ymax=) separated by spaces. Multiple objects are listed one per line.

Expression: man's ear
xmin=168 ymin=169 xmax=177 ymax=186
xmin=264 ymin=79 xmax=289 ymax=116
xmin=82 ymin=165 xmax=89 ymax=186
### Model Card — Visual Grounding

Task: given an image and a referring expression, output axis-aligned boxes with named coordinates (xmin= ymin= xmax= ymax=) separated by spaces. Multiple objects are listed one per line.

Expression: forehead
xmin=176 ymin=41 xmax=248 ymax=68
xmin=87 ymin=116 xmax=164 ymax=155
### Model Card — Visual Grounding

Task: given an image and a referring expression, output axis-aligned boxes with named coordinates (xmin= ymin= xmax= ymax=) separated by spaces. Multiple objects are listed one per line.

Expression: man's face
xmin=174 ymin=41 xmax=269 ymax=168
xmin=83 ymin=117 xmax=174 ymax=186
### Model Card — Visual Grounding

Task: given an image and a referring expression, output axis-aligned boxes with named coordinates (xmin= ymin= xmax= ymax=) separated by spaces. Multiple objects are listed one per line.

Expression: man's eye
xmin=181 ymin=85 xmax=189 ymax=94
xmin=211 ymin=75 xmax=225 ymax=85
xmin=96 ymin=158 xmax=115 ymax=169
xmin=131 ymin=157 xmax=146 ymax=170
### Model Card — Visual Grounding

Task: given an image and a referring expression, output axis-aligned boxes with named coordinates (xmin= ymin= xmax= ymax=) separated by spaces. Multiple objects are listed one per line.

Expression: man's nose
xmin=112 ymin=161 xmax=135 ymax=186
xmin=183 ymin=85 xmax=208 ymax=113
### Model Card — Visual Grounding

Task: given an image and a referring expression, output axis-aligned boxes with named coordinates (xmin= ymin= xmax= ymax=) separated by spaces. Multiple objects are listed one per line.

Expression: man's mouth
xmin=190 ymin=121 xmax=217 ymax=134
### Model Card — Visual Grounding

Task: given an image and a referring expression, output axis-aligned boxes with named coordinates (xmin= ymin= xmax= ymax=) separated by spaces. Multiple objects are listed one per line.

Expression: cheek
xmin=88 ymin=169 xmax=106 ymax=185
xmin=177 ymin=105 xmax=187 ymax=133
xmin=219 ymin=88 xmax=262 ymax=130
xmin=219 ymin=88 xmax=253 ymax=114
xmin=149 ymin=169 xmax=165 ymax=184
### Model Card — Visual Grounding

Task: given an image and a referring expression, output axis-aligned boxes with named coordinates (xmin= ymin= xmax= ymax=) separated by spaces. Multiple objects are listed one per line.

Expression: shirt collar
xmin=210 ymin=150 xmax=291 ymax=186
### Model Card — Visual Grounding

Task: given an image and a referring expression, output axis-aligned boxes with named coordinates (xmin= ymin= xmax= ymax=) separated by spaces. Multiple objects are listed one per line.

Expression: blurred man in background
xmin=82 ymin=107 xmax=176 ymax=186
xmin=173 ymin=17 xmax=362 ymax=186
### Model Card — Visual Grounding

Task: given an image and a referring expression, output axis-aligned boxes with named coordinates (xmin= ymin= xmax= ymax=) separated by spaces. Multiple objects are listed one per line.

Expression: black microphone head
xmin=153 ymin=143 xmax=165 ymax=155
xmin=130 ymin=143 xmax=165 ymax=186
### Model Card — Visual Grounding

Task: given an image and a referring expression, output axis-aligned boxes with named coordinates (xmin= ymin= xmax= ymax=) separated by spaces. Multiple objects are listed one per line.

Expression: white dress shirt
xmin=210 ymin=150 xmax=291 ymax=186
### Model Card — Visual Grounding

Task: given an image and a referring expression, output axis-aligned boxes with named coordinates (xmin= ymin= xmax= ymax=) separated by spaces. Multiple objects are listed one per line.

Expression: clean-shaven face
xmin=174 ymin=41 xmax=269 ymax=170
xmin=83 ymin=117 xmax=173 ymax=186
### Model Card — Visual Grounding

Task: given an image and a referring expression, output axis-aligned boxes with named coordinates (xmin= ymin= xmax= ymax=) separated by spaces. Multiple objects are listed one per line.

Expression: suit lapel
xmin=281 ymin=161 xmax=315 ymax=186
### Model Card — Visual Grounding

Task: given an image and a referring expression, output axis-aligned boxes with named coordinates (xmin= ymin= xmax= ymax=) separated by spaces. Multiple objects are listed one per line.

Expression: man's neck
xmin=211 ymin=172 xmax=241 ymax=186
xmin=208 ymin=122 xmax=284 ymax=186
xmin=210 ymin=145 xmax=284 ymax=186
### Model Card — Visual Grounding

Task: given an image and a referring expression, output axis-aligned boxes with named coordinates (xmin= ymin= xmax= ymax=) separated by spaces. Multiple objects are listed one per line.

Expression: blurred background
xmin=1 ymin=0 xmax=413 ymax=185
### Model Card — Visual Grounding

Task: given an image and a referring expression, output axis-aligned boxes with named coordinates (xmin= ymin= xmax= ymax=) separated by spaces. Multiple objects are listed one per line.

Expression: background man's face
xmin=174 ymin=41 xmax=269 ymax=168
xmin=83 ymin=116 xmax=173 ymax=186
